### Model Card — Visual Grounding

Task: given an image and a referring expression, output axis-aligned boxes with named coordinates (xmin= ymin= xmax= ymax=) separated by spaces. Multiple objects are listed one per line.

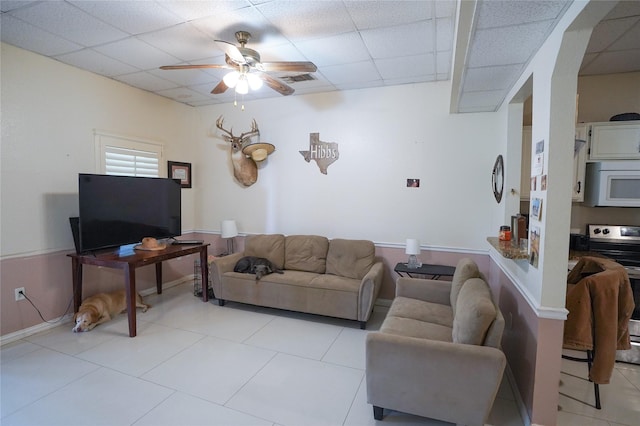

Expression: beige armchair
xmin=366 ymin=258 xmax=506 ymax=425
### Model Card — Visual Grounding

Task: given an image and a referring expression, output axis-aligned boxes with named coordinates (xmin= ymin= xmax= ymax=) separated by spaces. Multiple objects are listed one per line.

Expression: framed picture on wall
xmin=168 ymin=161 xmax=192 ymax=188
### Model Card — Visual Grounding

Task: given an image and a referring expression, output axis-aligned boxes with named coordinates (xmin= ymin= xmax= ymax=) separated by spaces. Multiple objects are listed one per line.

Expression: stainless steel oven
xmin=587 ymin=224 xmax=640 ymax=364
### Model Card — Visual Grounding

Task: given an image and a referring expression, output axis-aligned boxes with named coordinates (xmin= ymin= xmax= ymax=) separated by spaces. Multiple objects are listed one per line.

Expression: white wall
xmin=0 ymin=43 xmax=197 ymax=257
xmin=194 ymin=82 xmax=504 ymax=251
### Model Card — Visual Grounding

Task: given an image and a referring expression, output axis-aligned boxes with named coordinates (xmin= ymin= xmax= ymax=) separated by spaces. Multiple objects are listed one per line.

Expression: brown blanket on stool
xmin=563 ymin=257 xmax=634 ymax=384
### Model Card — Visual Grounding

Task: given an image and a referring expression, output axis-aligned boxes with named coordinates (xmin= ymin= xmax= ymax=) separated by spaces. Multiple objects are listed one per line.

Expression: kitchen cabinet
xmin=588 ymin=121 xmax=640 ymax=160
xmin=573 ymin=125 xmax=588 ymax=202
xmin=520 ymin=125 xmax=587 ymax=201
xmin=520 ymin=126 xmax=532 ymax=200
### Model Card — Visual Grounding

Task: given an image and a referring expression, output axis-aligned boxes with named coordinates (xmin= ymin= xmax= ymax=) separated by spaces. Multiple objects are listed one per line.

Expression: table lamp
xmin=221 ymin=219 xmax=238 ymax=254
xmin=406 ymin=238 xmax=422 ymax=269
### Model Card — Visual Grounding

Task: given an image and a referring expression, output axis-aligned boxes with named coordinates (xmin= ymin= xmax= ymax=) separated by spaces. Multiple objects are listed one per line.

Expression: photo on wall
xmin=529 ymin=225 xmax=540 ymax=268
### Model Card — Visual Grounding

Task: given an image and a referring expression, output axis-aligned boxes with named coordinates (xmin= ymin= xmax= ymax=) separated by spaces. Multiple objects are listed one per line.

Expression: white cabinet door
xmin=521 ymin=126 xmax=532 ymax=200
xmin=589 ymin=121 xmax=640 ymax=160
xmin=572 ymin=125 xmax=587 ymax=201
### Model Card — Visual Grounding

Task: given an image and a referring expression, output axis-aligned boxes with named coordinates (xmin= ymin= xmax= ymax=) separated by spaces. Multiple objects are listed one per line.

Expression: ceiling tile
xmin=10 ymin=1 xmax=128 ymax=46
xmin=149 ymin=67 xmax=219 ymax=87
xmin=94 ymin=38 xmax=181 ymax=71
xmin=138 ymin=23 xmax=217 ymax=62
xmin=475 ymin=0 xmax=569 ymax=30
xmin=436 ymin=17 xmax=454 ymax=51
xmin=458 ymin=89 xmax=506 ymax=111
xmin=467 ymin=20 xmax=553 ymax=67
xmin=55 ymin=49 xmax=139 ymax=76
xmin=296 ymin=32 xmax=370 ymax=67
xmin=344 ymin=0 xmax=434 ymax=30
xmin=463 ymin=64 xmax=523 ymax=92
xmin=603 ymin=0 xmax=640 ymax=20
xmin=0 ymin=14 xmax=82 ymax=56
xmin=158 ymin=0 xmax=251 ymax=21
xmin=436 ymin=50 xmax=452 ymax=76
xmin=70 ymin=1 xmax=185 ymax=35
xmin=319 ymin=61 xmax=381 ymax=85
xmin=113 ymin=71 xmax=178 ymax=92
xmin=361 ymin=21 xmax=434 ymax=59
xmin=375 ymin=53 xmax=435 ymax=80
xmin=579 ymin=49 xmax=640 ymax=75
xmin=256 ymin=1 xmax=355 ymax=41
xmin=0 ymin=1 xmax=39 ymax=13
xmin=609 ymin=19 xmax=640 ymax=51
xmin=188 ymin=6 xmax=272 ymax=44
xmin=586 ymin=16 xmax=638 ymax=53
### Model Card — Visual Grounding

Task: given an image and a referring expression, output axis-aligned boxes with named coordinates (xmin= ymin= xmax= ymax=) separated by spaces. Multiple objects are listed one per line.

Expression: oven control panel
xmin=588 ymin=225 xmax=640 ymax=241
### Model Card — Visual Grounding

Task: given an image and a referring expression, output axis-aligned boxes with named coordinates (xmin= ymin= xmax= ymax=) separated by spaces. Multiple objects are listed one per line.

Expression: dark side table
xmin=394 ymin=262 xmax=456 ymax=279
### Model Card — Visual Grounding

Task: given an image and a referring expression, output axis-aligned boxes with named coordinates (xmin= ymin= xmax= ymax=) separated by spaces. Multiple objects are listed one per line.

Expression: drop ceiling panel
xmin=0 ymin=14 xmax=82 ymax=56
xmin=319 ymin=61 xmax=381 ymax=85
xmin=55 ymin=49 xmax=139 ymax=76
xmin=475 ymin=1 xmax=569 ymax=30
xmin=69 ymin=1 xmax=185 ymax=35
xmin=113 ymin=72 xmax=178 ymax=92
xmin=361 ymin=21 xmax=434 ymax=59
xmin=344 ymin=0 xmax=433 ymax=29
xmin=137 ymin=23 xmax=217 ymax=62
xmin=464 ymin=64 xmax=523 ymax=92
xmin=295 ymin=32 xmax=371 ymax=67
xmin=580 ymin=49 xmax=640 ymax=75
xmin=586 ymin=16 xmax=638 ymax=53
xmin=158 ymin=0 xmax=251 ymax=21
xmin=375 ymin=53 xmax=435 ymax=80
xmin=10 ymin=1 xmax=127 ymax=46
xmin=257 ymin=1 xmax=355 ymax=41
xmin=94 ymin=38 xmax=181 ymax=71
xmin=609 ymin=19 xmax=640 ymax=51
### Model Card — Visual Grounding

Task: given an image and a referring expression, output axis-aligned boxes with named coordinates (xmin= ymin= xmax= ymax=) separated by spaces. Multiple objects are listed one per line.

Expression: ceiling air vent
xmin=281 ymin=74 xmax=316 ymax=83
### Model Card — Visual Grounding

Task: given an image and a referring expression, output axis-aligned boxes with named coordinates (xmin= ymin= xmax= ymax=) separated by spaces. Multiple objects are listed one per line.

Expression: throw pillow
xmin=452 ymin=278 xmax=496 ymax=345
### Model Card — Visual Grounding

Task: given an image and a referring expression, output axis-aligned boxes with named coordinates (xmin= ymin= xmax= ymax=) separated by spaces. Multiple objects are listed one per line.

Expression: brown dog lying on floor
xmin=72 ymin=290 xmax=150 ymax=332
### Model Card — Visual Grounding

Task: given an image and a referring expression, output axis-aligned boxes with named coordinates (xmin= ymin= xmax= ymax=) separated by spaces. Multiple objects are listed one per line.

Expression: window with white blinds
xmin=105 ymin=146 xmax=159 ymax=177
xmin=94 ymin=131 xmax=163 ymax=177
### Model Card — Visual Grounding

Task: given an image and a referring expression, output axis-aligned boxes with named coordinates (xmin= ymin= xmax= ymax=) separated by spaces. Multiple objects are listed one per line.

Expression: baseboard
xmin=0 ymin=276 xmax=193 ymax=347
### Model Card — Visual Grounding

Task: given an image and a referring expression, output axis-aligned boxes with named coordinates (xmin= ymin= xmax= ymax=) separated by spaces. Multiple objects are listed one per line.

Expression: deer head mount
xmin=216 ymin=116 xmax=275 ymax=187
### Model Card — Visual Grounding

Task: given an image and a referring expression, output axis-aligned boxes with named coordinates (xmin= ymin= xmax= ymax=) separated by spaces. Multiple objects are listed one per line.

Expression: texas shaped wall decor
xmin=299 ymin=133 xmax=339 ymax=174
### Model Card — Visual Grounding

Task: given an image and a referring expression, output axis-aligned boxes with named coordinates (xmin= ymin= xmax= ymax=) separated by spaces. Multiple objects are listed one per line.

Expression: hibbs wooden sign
xmin=299 ymin=133 xmax=339 ymax=174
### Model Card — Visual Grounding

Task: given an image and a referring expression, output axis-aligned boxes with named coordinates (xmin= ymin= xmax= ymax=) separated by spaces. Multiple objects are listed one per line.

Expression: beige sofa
xmin=210 ymin=234 xmax=384 ymax=329
xmin=366 ymin=258 xmax=506 ymax=425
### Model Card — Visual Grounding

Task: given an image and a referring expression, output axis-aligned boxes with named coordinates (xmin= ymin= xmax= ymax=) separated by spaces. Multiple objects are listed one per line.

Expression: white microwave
xmin=584 ymin=161 xmax=640 ymax=207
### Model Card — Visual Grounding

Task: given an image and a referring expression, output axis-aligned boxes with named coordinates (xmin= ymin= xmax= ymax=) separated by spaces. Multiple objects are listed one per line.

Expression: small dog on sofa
xmin=234 ymin=256 xmax=284 ymax=280
xmin=72 ymin=290 xmax=150 ymax=332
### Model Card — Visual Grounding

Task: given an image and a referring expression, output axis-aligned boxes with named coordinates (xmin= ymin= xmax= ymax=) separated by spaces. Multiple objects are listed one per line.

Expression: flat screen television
xmin=77 ymin=173 xmax=181 ymax=253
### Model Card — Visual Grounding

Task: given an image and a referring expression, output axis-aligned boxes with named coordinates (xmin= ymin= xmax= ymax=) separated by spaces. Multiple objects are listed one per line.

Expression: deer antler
xmin=216 ymin=116 xmax=259 ymax=143
xmin=216 ymin=115 xmax=234 ymax=139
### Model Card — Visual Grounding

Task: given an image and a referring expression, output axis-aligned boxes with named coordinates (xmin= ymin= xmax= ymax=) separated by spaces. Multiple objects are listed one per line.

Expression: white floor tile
xmin=0 ymin=347 xmax=98 ymax=417
xmin=141 ymin=335 xmax=276 ymax=405
xmin=135 ymin=392 xmax=273 ymax=426
xmin=227 ymin=352 xmax=364 ymax=426
xmin=2 ymin=368 xmax=172 ymax=426
xmin=559 ymin=359 xmax=640 ymax=425
xmin=75 ymin=322 xmax=204 ymax=376
xmin=243 ymin=316 xmax=342 ymax=360
xmin=322 ymin=327 xmax=368 ymax=369
xmin=24 ymin=320 xmax=120 ymax=355
xmin=0 ymin=340 xmax=41 ymax=364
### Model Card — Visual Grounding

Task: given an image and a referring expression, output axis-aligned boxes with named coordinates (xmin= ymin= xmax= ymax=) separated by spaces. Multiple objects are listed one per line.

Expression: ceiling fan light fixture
xmin=236 ymin=77 xmax=249 ymax=95
xmin=247 ymin=73 xmax=263 ymax=90
xmin=223 ymin=71 xmax=239 ymax=88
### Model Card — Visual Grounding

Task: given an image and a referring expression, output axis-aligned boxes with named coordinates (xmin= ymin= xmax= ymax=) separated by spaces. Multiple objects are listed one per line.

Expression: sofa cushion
xmin=388 ymin=297 xmax=454 ymax=328
xmin=326 ymin=239 xmax=375 ymax=280
xmin=284 ymin=235 xmax=329 ymax=273
xmin=452 ymin=278 xmax=496 ymax=345
xmin=244 ymin=234 xmax=286 ymax=269
xmin=381 ymin=316 xmax=453 ymax=342
xmin=450 ymin=258 xmax=481 ymax=312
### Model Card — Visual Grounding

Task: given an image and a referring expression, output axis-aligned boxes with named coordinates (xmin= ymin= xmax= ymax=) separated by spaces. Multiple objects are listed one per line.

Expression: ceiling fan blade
xmin=211 ymin=80 xmax=229 ymax=94
xmin=215 ymin=40 xmax=246 ymax=64
xmin=160 ymin=64 xmax=233 ymax=70
xmin=260 ymin=61 xmax=317 ymax=73
xmin=258 ymin=72 xmax=295 ymax=96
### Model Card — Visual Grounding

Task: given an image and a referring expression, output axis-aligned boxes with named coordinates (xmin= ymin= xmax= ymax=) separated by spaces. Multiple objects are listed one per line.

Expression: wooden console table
xmin=68 ymin=243 xmax=210 ymax=337
xmin=394 ymin=262 xmax=456 ymax=279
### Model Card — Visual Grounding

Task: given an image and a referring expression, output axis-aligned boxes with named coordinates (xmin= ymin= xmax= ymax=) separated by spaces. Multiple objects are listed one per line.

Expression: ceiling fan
xmin=160 ymin=31 xmax=317 ymax=96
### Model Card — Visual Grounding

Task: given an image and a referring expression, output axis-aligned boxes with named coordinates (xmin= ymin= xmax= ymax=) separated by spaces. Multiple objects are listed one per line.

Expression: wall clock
xmin=492 ymin=155 xmax=504 ymax=203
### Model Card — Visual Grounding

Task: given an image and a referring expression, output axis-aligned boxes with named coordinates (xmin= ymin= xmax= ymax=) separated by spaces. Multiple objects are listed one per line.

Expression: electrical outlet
xmin=15 ymin=287 xmax=26 ymax=301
